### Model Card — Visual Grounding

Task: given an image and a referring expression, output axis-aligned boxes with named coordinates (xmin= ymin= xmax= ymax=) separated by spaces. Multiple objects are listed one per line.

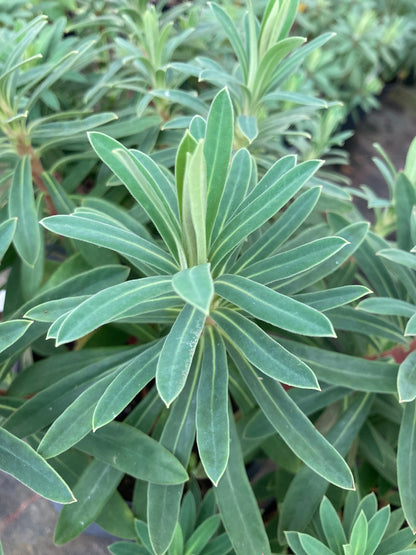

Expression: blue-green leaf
xmin=229 ymin=344 xmax=354 ymax=490
xmin=54 ymin=276 xmax=173 ymax=345
xmin=196 ymin=327 xmax=229 ymax=485
xmin=212 ymin=309 xmax=319 ymax=389
xmin=76 ymin=422 xmax=188 ymax=485
xmin=8 ymin=156 xmax=41 ymax=266
xmin=215 ymin=274 xmax=335 ymax=336
xmin=0 ymin=427 xmax=74 ymax=503
xmin=172 ymin=264 xmax=214 ymax=315
xmin=156 ymin=304 xmax=206 ymax=406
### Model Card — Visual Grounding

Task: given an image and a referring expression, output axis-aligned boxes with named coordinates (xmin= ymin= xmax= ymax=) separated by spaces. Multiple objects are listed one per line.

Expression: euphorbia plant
xmin=3 ymin=87 xmax=377 ymax=553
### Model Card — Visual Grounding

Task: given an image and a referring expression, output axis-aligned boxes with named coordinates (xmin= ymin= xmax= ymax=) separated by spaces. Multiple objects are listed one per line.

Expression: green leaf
xmin=4 ymin=346 xmax=145 ymax=437
xmin=24 ymin=296 xmax=88 ymax=322
xmin=215 ymin=274 xmax=335 ymax=336
xmin=8 ymin=156 xmax=41 ymax=266
xmin=320 ymin=496 xmax=347 ymax=555
xmin=172 ymin=264 xmax=214 ymax=315
xmin=41 ymin=214 xmax=178 ymax=275
xmin=279 ymin=339 xmax=397 ymax=393
xmin=109 ymin=543 xmax=148 ymax=555
xmin=285 ymin=532 xmax=309 ymax=555
xmin=95 ymin=491 xmax=136 ymax=540
xmin=406 ymin=314 xmax=416 ymax=335
xmin=240 ymin=236 xmax=347 ymax=285
xmin=176 ymin=130 xmax=198 ymax=213
xmin=209 ymin=159 xmax=321 ymax=269
xmin=211 ymin=148 xmax=252 ymax=243
xmin=253 ymin=37 xmax=305 ymax=100
xmin=148 ymin=354 xmax=200 ymax=555
xmin=398 ymin=351 xmax=416 ymax=403
xmin=365 ymin=506 xmax=390 ymax=555
xmin=349 ymin=512 xmax=368 ymax=555
xmin=395 ymin=172 xmax=416 ymax=252
xmin=228 ymin=344 xmax=354 ymax=489
xmin=38 ymin=370 xmax=119 ymax=458
xmin=212 ymin=309 xmax=319 ymax=389
xmin=182 ymin=140 xmax=207 ymax=266
xmin=299 ymin=534 xmax=334 ymax=555
xmin=233 ymin=186 xmax=321 ymax=272
xmin=54 ymin=276 xmax=173 ymax=345
xmin=54 ymin=459 xmax=122 ymax=544
xmin=398 ymin=400 xmax=416 ymax=532
xmin=0 ymin=320 xmax=33 ymax=352
xmin=244 ymin=385 xmax=350 ymax=440
xmin=358 ymin=297 xmax=416 ymax=318
xmin=76 ymin=421 xmax=188 ymax=485
xmin=196 ymin=327 xmax=229 ymax=485
xmin=326 ymin=307 xmax=405 ymax=344
xmin=184 ymin=515 xmax=221 ymax=555
xmin=278 ymin=394 xmax=372 ymax=538
xmin=88 ymin=132 xmax=181 ymax=261
xmin=189 ymin=115 xmax=206 ymax=141
xmin=17 ymin=264 xmax=130 ymax=320
xmin=237 ymin=116 xmax=258 ymax=143
xmin=295 ymin=286 xmax=371 ymax=312
xmin=0 ymin=217 xmax=17 ymax=260
xmin=93 ymin=341 xmax=161 ymax=430
xmin=204 ymin=88 xmax=233 ymax=242
xmin=0 ymin=427 xmax=74 ymax=503
xmin=156 ymin=304 xmax=206 ymax=407
xmin=215 ymin=409 xmax=272 ymax=555
xmin=209 ymin=3 xmax=248 ymax=82
xmin=279 ymin=222 xmax=369 ymax=295
xmin=378 ymin=248 xmax=416 ymax=270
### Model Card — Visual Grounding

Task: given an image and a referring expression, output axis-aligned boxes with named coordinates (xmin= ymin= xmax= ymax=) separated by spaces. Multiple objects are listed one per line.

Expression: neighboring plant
xmin=286 ymin=493 xmax=416 ymax=554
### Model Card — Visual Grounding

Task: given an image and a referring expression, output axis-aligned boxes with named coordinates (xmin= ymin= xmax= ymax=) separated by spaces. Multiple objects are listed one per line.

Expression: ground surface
xmin=1 ymin=83 xmax=415 ymax=554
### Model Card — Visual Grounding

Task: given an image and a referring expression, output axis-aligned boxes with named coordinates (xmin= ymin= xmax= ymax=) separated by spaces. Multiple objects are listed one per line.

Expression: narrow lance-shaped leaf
xmin=148 ymin=351 xmax=200 ymax=555
xmin=93 ymin=341 xmax=162 ymax=430
xmin=212 ymin=308 xmax=319 ymax=389
xmin=398 ymin=400 xmax=416 ymax=532
xmin=196 ymin=326 xmax=229 ymax=485
xmin=215 ymin=406 xmax=272 ymax=555
xmin=76 ymin=421 xmax=188 ymax=486
xmin=172 ymin=263 xmax=214 ymax=315
xmin=182 ymin=141 xmax=207 ymax=266
xmin=88 ymin=132 xmax=181 ymax=261
xmin=204 ymin=88 xmax=234 ymax=242
xmin=54 ymin=276 xmax=173 ymax=346
xmin=37 ymin=370 xmax=119 ymax=459
xmin=54 ymin=460 xmax=122 ymax=545
xmin=0 ymin=320 xmax=33 ymax=352
xmin=41 ymin=214 xmax=178 ymax=275
xmin=215 ymin=274 xmax=335 ymax=336
xmin=279 ymin=338 xmax=397 ymax=394
xmin=278 ymin=393 xmax=373 ymax=538
xmin=240 ymin=236 xmax=348 ymax=285
xmin=156 ymin=304 xmax=206 ymax=406
xmin=228 ymin=344 xmax=354 ymax=490
xmin=233 ymin=186 xmax=321 ymax=273
xmin=0 ymin=217 xmax=17 ymax=260
xmin=210 ymin=160 xmax=322 ymax=269
xmin=209 ymin=2 xmax=248 ymax=80
xmin=175 ymin=130 xmax=198 ymax=214
xmin=0 ymin=427 xmax=75 ymax=503
xmin=295 ymin=286 xmax=371 ymax=313
xmin=211 ymin=148 xmax=252 ymax=243
xmin=8 ymin=156 xmax=41 ymax=266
